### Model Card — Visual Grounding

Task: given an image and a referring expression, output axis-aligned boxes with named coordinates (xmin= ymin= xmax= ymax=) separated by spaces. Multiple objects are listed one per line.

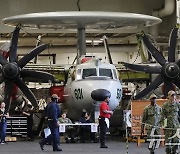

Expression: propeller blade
xmin=135 ymin=75 xmax=164 ymax=100
xmin=103 ymin=36 xmax=113 ymax=64
xmin=20 ymin=70 xmax=55 ymax=82
xmin=142 ymin=33 xmax=166 ymax=66
xmin=164 ymin=81 xmax=175 ymax=98
xmin=168 ymin=27 xmax=178 ymax=62
xmin=14 ymin=78 xmax=38 ymax=108
xmin=176 ymin=59 xmax=180 ymax=67
xmin=9 ymin=27 xmax=20 ymax=62
xmin=124 ymin=62 xmax=161 ymax=74
xmin=17 ymin=44 xmax=48 ymax=68
xmin=0 ymin=53 xmax=8 ymax=65
xmin=4 ymin=81 xmax=13 ymax=112
xmin=174 ymin=77 xmax=180 ymax=89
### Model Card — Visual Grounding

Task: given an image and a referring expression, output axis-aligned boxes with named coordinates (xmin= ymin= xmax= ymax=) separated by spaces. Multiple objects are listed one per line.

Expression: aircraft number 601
xmin=74 ymin=88 xmax=83 ymax=100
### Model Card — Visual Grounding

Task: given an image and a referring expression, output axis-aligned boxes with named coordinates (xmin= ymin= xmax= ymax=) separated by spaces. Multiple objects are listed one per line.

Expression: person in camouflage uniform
xmin=58 ymin=112 xmax=76 ymax=143
xmin=141 ymin=93 xmax=161 ymax=154
xmin=160 ymin=90 xmax=180 ymax=154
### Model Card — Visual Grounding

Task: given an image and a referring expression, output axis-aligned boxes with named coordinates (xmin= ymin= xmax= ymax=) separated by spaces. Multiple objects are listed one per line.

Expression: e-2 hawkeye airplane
xmin=2 ymin=11 xmax=161 ymax=120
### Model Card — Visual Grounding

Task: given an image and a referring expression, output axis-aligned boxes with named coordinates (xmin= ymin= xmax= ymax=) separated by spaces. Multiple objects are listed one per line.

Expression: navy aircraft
xmin=2 ymin=12 xmax=161 ymax=119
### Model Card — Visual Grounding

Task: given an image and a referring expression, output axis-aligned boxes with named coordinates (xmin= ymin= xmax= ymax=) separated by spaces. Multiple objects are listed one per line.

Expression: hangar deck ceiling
xmin=0 ymin=0 xmax=176 ymax=48
xmin=0 ymin=32 xmax=138 ymax=47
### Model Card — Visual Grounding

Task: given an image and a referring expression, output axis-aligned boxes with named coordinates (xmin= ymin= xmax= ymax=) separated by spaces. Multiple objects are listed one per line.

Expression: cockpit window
xmin=113 ymin=69 xmax=118 ymax=79
xmin=76 ymin=69 xmax=81 ymax=80
xmin=99 ymin=68 xmax=112 ymax=78
xmin=82 ymin=68 xmax=97 ymax=78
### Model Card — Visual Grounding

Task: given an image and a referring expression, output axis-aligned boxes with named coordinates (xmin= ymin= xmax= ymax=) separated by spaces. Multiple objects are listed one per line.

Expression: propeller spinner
xmin=0 ymin=26 xmax=55 ymax=112
xmin=124 ymin=26 xmax=180 ymax=99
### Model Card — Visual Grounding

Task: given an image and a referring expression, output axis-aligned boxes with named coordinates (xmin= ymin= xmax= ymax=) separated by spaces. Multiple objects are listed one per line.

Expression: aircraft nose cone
xmin=163 ymin=63 xmax=180 ymax=79
xmin=3 ymin=63 xmax=19 ymax=79
xmin=91 ymin=89 xmax=111 ymax=101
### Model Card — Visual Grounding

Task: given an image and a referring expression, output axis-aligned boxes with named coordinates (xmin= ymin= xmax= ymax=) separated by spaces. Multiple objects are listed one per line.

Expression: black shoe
xmin=100 ymin=145 xmax=108 ymax=148
xmin=27 ymin=138 xmax=34 ymax=141
xmin=39 ymin=141 xmax=44 ymax=151
xmin=53 ymin=148 xmax=62 ymax=151
xmin=92 ymin=140 xmax=97 ymax=143
xmin=65 ymin=138 xmax=69 ymax=143
xmin=70 ymin=138 xmax=76 ymax=143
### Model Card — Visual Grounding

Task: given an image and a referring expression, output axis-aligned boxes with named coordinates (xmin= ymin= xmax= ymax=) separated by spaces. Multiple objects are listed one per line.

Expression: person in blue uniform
xmin=39 ymin=94 xmax=62 ymax=151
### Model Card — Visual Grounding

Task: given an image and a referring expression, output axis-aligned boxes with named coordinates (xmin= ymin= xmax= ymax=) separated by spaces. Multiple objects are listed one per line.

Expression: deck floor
xmin=0 ymin=138 xmax=171 ymax=154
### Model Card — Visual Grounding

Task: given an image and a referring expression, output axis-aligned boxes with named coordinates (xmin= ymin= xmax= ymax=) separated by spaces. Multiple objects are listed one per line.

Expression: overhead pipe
xmin=144 ymin=0 xmax=175 ymax=64
xmin=152 ymin=0 xmax=175 ymax=18
xmin=150 ymin=0 xmax=175 ymax=36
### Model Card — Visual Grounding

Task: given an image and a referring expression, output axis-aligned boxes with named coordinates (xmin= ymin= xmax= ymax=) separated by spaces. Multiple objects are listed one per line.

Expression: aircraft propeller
xmin=124 ymin=26 xmax=180 ymax=99
xmin=0 ymin=26 xmax=55 ymax=112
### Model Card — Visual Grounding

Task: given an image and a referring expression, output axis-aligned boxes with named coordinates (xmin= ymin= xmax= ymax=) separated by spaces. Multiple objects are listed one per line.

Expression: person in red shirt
xmin=99 ymin=96 xmax=113 ymax=148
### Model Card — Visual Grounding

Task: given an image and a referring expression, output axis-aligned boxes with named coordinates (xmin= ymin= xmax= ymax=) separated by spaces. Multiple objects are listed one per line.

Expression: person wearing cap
xmin=99 ymin=96 xmax=113 ymax=148
xmin=39 ymin=94 xmax=62 ymax=152
xmin=141 ymin=93 xmax=161 ymax=154
xmin=160 ymin=90 xmax=180 ymax=154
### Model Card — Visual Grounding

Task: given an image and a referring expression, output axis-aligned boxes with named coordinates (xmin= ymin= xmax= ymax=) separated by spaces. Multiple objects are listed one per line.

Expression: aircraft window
xmin=76 ymin=69 xmax=81 ymax=80
xmin=82 ymin=68 xmax=97 ymax=78
xmin=113 ymin=69 xmax=118 ymax=79
xmin=71 ymin=70 xmax=76 ymax=81
xmin=99 ymin=68 xmax=112 ymax=78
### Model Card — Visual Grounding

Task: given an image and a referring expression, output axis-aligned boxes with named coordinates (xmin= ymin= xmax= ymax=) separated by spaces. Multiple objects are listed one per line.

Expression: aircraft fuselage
xmin=64 ymin=58 xmax=122 ymax=120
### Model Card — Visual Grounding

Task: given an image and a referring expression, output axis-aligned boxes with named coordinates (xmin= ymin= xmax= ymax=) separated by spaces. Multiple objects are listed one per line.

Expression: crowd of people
xmin=0 ymin=92 xmax=111 ymax=152
xmin=37 ymin=93 xmax=110 ymax=152
xmin=0 ymin=90 xmax=180 ymax=153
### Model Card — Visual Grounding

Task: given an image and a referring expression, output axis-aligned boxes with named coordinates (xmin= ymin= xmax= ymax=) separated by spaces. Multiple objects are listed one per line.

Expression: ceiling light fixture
xmin=0 ymin=40 xmax=10 ymax=43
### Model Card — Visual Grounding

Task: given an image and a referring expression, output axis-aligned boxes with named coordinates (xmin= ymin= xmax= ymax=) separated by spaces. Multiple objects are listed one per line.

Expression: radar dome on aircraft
xmin=91 ymin=89 xmax=111 ymax=101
